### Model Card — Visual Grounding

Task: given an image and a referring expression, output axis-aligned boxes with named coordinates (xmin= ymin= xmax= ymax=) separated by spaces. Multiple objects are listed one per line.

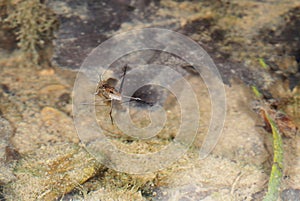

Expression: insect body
xmin=95 ymin=81 xmax=122 ymax=101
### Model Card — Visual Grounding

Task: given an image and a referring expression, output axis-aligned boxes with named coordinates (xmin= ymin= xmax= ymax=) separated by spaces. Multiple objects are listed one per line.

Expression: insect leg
xmin=80 ymin=98 xmax=112 ymax=106
xmin=109 ymin=103 xmax=114 ymax=125
xmin=119 ymin=64 xmax=128 ymax=94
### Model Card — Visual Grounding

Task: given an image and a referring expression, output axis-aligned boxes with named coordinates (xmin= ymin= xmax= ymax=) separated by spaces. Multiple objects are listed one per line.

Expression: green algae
xmin=4 ymin=0 xmax=57 ymax=65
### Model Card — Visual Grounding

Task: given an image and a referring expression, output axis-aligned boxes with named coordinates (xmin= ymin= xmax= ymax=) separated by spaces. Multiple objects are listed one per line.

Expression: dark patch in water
xmin=281 ymin=188 xmax=300 ymax=201
xmin=260 ymin=6 xmax=300 ymax=89
xmin=47 ymin=0 xmax=160 ymax=69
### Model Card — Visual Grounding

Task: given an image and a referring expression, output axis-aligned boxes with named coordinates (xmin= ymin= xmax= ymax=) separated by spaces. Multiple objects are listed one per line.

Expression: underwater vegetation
xmin=3 ymin=0 xmax=57 ymax=65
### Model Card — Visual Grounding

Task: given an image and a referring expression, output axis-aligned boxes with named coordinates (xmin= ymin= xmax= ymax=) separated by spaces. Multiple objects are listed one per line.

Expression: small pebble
xmin=38 ymin=68 xmax=55 ymax=76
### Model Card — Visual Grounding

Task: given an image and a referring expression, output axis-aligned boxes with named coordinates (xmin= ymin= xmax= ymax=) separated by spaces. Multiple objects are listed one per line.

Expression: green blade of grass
xmin=262 ymin=111 xmax=284 ymax=201
xmin=259 ymin=58 xmax=268 ymax=69
xmin=251 ymin=86 xmax=263 ymax=99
